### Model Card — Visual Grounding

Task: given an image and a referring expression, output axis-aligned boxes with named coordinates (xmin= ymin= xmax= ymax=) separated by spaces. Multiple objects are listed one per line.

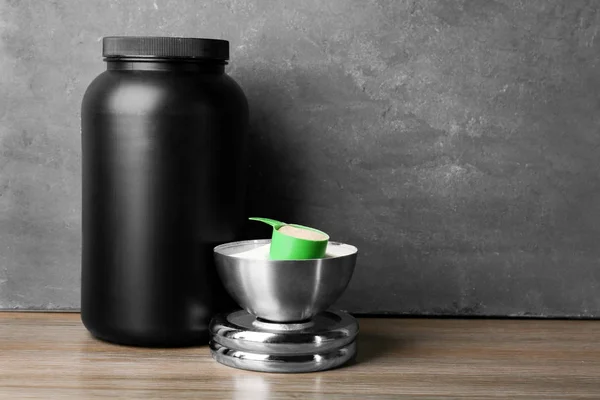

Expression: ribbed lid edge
xmin=102 ymin=36 xmax=229 ymax=60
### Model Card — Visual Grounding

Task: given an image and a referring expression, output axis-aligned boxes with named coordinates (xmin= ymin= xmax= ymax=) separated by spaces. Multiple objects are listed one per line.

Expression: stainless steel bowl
xmin=213 ymin=239 xmax=358 ymax=323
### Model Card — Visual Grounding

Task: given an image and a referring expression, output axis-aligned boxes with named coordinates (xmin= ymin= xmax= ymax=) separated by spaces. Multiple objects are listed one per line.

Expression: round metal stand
xmin=209 ymin=310 xmax=359 ymax=373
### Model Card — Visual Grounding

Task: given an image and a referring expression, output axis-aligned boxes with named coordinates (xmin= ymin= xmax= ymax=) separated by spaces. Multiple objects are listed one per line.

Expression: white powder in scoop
xmin=278 ymin=225 xmax=328 ymax=241
xmin=231 ymin=243 xmax=351 ymax=260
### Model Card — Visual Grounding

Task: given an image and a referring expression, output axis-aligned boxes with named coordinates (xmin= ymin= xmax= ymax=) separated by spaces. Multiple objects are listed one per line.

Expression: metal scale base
xmin=209 ymin=310 xmax=359 ymax=373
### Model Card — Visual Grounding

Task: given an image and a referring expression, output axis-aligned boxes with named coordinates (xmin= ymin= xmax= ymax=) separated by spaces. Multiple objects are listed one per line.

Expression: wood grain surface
xmin=0 ymin=313 xmax=599 ymax=399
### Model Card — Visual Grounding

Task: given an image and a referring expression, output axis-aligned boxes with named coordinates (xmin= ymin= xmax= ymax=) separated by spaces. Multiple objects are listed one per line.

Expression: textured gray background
xmin=1 ymin=0 xmax=599 ymax=316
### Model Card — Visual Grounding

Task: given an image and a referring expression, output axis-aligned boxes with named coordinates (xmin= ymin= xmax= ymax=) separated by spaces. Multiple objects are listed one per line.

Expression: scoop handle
xmin=248 ymin=217 xmax=286 ymax=230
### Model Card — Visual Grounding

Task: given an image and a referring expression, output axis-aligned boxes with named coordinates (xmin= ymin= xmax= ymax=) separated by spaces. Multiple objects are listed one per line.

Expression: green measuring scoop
xmin=249 ymin=217 xmax=330 ymax=260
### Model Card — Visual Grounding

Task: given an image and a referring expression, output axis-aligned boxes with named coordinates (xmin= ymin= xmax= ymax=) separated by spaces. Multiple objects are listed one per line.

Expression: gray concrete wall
xmin=1 ymin=0 xmax=599 ymax=316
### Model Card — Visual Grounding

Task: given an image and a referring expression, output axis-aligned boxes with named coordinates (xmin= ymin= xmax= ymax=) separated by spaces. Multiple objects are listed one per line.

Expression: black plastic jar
xmin=81 ymin=37 xmax=249 ymax=346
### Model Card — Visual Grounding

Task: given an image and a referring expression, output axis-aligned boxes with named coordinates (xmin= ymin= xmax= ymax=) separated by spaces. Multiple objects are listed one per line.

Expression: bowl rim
xmin=213 ymin=239 xmax=358 ymax=261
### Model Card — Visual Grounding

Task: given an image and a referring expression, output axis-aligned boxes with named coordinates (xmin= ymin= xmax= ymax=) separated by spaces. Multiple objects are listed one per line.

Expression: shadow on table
xmin=353 ymin=331 xmax=413 ymax=365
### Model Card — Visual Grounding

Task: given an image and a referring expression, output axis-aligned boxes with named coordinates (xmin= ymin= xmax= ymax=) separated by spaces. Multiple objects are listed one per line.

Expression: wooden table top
xmin=0 ymin=312 xmax=599 ymax=399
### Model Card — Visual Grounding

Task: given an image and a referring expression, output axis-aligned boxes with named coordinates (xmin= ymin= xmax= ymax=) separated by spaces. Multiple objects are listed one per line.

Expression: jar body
xmin=81 ymin=61 xmax=248 ymax=346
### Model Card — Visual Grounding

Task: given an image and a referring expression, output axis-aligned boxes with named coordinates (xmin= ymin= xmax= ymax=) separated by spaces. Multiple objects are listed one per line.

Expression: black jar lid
xmin=102 ymin=36 xmax=229 ymax=61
